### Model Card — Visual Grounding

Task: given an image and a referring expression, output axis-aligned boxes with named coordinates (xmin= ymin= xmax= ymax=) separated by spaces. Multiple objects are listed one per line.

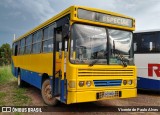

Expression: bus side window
xmin=141 ymin=34 xmax=155 ymax=53
xmin=43 ymin=25 xmax=54 ymax=52
xmin=15 ymin=45 xmax=18 ymax=56
xmin=156 ymin=32 xmax=160 ymax=52
xmin=149 ymin=42 xmax=153 ymax=51
xmin=18 ymin=41 xmax=20 ymax=55
xmin=12 ymin=43 xmax=15 ymax=55
xmin=134 ymin=43 xmax=137 ymax=52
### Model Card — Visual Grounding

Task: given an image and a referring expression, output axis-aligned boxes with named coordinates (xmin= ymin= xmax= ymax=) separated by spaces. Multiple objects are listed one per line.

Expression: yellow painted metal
xmin=61 ymin=51 xmax=65 ymax=80
xmin=67 ymin=88 xmax=137 ymax=104
xmin=12 ymin=53 xmax=61 ymax=76
xmin=66 ymin=62 xmax=137 ymax=104
xmin=71 ymin=6 xmax=135 ymax=31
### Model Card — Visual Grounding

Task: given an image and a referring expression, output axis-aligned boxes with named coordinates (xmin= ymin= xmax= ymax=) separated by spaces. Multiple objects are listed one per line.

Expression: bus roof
xmin=13 ymin=5 xmax=135 ymax=43
xmin=134 ymin=29 xmax=160 ymax=33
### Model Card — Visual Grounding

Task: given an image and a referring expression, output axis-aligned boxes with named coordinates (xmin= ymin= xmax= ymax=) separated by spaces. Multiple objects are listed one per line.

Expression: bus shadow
xmin=138 ymin=89 xmax=160 ymax=96
xmin=43 ymin=102 xmax=118 ymax=112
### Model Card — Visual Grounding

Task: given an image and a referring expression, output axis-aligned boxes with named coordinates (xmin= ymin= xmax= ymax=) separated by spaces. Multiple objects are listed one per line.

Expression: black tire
xmin=17 ymin=72 xmax=25 ymax=88
xmin=41 ymin=79 xmax=58 ymax=106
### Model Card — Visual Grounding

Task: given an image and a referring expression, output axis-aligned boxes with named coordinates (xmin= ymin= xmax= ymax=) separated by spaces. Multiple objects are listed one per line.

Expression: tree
xmin=0 ymin=43 xmax=12 ymax=66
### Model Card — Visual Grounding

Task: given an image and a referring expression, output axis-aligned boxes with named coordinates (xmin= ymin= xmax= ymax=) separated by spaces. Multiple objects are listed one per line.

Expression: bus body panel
xmin=66 ymin=62 xmax=137 ymax=104
xmin=135 ymin=54 xmax=160 ymax=91
xmin=67 ymin=88 xmax=137 ymax=104
xmin=12 ymin=53 xmax=62 ymax=76
xmin=21 ymin=69 xmax=42 ymax=89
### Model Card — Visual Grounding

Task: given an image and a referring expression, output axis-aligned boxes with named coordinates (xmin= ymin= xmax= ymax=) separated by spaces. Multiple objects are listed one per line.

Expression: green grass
xmin=0 ymin=65 xmax=15 ymax=84
xmin=13 ymin=88 xmax=31 ymax=106
xmin=0 ymin=66 xmax=31 ymax=106
xmin=0 ymin=92 xmax=7 ymax=105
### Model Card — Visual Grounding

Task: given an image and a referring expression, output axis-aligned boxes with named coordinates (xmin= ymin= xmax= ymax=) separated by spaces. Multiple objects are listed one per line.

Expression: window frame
xmin=42 ymin=24 xmax=54 ymax=53
xmin=31 ymin=30 xmax=42 ymax=54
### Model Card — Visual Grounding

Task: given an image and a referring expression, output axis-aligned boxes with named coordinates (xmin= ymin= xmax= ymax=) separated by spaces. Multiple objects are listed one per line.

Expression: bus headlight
xmin=69 ymin=81 xmax=76 ymax=88
xmin=79 ymin=81 xmax=84 ymax=87
xmin=123 ymin=80 xmax=127 ymax=85
xmin=86 ymin=81 xmax=91 ymax=87
xmin=128 ymin=80 xmax=132 ymax=85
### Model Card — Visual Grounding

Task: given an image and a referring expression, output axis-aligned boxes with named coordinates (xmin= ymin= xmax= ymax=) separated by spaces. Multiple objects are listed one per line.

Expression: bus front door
xmin=53 ymin=27 xmax=67 ymax=103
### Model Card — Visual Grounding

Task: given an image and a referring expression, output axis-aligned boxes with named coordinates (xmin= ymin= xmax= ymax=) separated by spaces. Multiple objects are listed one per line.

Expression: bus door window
xmin=62 ymin=23 xmax=69 ymax=73
xmin=64 ymin=40 xmax=68 ymax=73
xmin=56 ymin=30 xmax=62 ymax=59
xmin=59 ymin=42 xmax=62 ymax=59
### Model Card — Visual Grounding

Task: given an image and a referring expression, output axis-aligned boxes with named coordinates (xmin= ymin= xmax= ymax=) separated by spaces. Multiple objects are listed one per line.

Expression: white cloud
xmin=21 ymin=0 xmax=55 ymax=22
xmin=4 ymin=0 xmax=55 ymax=22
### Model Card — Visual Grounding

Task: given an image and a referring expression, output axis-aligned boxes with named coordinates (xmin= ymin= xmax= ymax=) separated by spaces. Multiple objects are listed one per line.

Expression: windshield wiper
xmin=114 ymin=50 xmax=127 ymax=67
xmin=89 ymin=59 xmax=99 ymax=67
xmin=112 ymin=40 xmax=127 ymax=67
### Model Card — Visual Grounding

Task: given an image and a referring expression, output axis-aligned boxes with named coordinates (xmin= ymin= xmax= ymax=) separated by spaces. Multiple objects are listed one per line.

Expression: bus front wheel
xmin=41 ymin=79 xmax=58 ymax=106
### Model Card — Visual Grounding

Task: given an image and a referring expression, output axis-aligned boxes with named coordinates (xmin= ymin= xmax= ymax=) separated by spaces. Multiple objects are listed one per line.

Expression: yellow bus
xmin=12 ymin=6 xmax=137 ymax=105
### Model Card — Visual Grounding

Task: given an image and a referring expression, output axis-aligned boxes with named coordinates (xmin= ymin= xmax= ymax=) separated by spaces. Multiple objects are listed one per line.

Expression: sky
xmin=1 ymin=0 xmax=160 ymax=46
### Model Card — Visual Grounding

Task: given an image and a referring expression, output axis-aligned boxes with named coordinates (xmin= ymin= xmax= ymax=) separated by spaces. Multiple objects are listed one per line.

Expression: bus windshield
xmin=109 ymin=29 xmax=133 ymax=65
xmin=70 ymin=24 xmax=107 ymax=64
xmin=70 ymin=23 xmax=133 ymax=65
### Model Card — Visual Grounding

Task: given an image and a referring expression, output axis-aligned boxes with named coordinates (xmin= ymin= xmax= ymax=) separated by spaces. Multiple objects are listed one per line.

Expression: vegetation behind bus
xmin=0 ymin=66 xmax=31 ymax=106
xmin=0 ymin=43 xmax=11 ymax=66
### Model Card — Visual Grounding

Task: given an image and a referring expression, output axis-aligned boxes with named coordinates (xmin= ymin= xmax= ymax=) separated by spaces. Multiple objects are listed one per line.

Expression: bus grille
xmin=94 ymin=80 xmax=122 ymax=87
xmin=78 ymin=69 xmax=134 ymax=77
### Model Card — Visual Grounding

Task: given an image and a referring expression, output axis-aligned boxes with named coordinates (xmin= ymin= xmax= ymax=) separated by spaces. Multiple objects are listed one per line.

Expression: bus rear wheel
xmin=17 ymin=72 xmax=24 ymax=87
xmin=41 ymin=79 xmax=58 ymax=106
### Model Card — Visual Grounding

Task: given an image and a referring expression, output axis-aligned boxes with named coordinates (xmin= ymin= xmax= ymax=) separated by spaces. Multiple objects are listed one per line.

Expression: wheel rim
xmin=44 ymin=84 xmax=52 ymax=100
xmin=18 ymin=75 xmax=20 ymax=86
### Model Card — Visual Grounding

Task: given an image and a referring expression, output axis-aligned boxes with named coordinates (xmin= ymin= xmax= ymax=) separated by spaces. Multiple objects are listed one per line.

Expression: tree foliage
xmin=0 ymin=43 xmax=12 ymax=66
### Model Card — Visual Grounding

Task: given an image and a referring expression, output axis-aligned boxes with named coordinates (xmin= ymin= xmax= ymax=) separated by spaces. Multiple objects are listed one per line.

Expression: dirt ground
xmin=1 ymin=80 xmax=160 ymax=114
xmin=25 ymin=84 xmax=160 ymax=114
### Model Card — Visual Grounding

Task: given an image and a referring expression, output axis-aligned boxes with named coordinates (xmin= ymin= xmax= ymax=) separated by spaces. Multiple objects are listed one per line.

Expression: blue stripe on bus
xmin=94 ymin=80 xmax=122 ymax=87
xmin=11 ymin=61 xmax=18 ymax=78
xmin=21 ymin=69 xmax=42 ymax=89
xmin=60 ymin=80 xmax=65 ymax=103
xmin=11 ymin=60 xmax=14 ymax=76
xmin=137 ymin=77 xmax=160 ymax=91
xmin=54 ymin=77 xmax=60 ymax=96
xmin=12 ymin=67 xmax=67 ymax=103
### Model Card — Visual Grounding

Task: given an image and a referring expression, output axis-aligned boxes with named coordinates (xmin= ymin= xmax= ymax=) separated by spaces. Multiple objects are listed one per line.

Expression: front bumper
xmin=67 ymin=88 xmax=137 ymax=104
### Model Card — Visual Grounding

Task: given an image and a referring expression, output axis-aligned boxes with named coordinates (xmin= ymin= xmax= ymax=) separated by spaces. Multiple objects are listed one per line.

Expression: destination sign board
xmin=78 ymin=9 xmax=133 ymax=28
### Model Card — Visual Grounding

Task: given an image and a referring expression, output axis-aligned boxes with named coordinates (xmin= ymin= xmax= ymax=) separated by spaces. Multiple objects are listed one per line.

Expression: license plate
xmin=104 ymin=91 xmax=115 ymax=97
